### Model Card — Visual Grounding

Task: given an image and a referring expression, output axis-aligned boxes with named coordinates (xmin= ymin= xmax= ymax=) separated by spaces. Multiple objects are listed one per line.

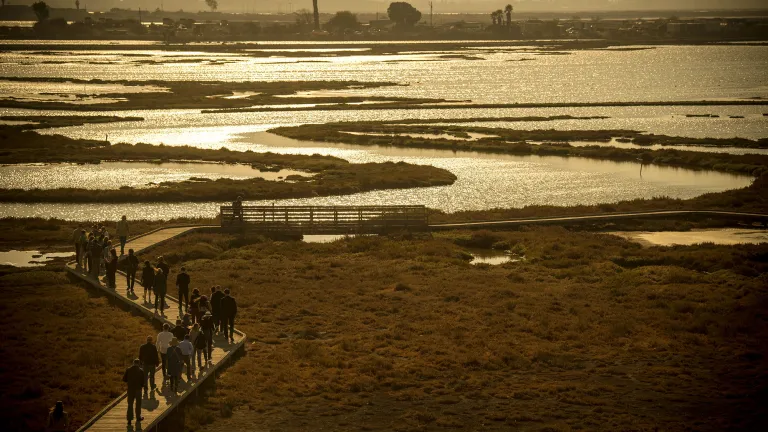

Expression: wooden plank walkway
xmin=65 ymin=225 xmax=246 ymax=432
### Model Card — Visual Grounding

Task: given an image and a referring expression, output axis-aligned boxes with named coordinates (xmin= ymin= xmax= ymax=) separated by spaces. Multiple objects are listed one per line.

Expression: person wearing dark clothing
xmin=233 ymin=196 xmax=243 ymax=225
xmin=210 ymin=286 xmax=225 ymax=333
xmin=220 ymin=289 xmax=238 ymax=343
xmin=106 ymin=249 xmax=118 ymax=289
xmin=139 ymin=336 xmax=160 ymax=393
xmin=122 ymin=359 xmax=145 ymax=426
xmin=156 ymin=256 xmax=169 ymax=279
xmin=172 ymin=319 xmax=188 ymax=342
xmin=154 ymin=267 xmax=167 ymax=315
xmin=141 ymin=261 xmax=155 ymax=304
xmin=189 ymin=289 xmax=201 ymax=324
xmin=176 ymin=268 xmax=191 ymax=313
xmin=200 ymin=312 xmax=215 ymax=361
xmin=47 ymin=401 xmax=70 ymax=432
xmin=194 ymin=325 xmax=209 ymax=367
xmin=125 ymin=249 xmax=139 ymax=295
xmin=166 ymin=339 xmax=184 ymax=393
xmin=88 ymin=237 xmax=102 ymax=279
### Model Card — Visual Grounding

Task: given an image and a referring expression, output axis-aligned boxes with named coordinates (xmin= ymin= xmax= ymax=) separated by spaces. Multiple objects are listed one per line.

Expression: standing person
xmin=156 ymin=323 xmax=173 ymax=381
xmin=198 ymin=295 xmax=210 ymax=325
xmin=200 ymin=311 xmax=215 ymax=363
xmin=154 ymin=267 xmax=167 ymax=315
xmin=188 ymin=323 xmax=201 ymax=372
xmin=189 ymin=288 xmax=201 ymax=324
xmin=175 ymin=267 xmax=191 ymax=314
xmin=46 ymin=401 xmax=69 ymax=432
xmin=78 ymin=230 xmax=87 ymax=268
xmin=72 ymin=225 xmax=81 ymax=267
xmin=220 ymin=289 xmax=238 ymax=344
xmin=179 ymin=334 xmax=194 ymax=380
xmin=210 ymin=286 xmax=224 ymax=334
xmin=100 ymin=238 xmax=111 ymax=276
xmin=122 ymin=359 xmax=145 ymax=426
xmin=88 ymin=235 xmax=101 ymax=279
xmin=166 ymin=338 xmax=184 ymax=394
xmin=125 ymin=249 xmax=139 ymax=296
xmin=172 ymin=319 xmax=188 ymax=342
xmin=156 ymin=256 xmax=169 ymax=279
xmin=141 ymin=261 xmax=155 ymax=304
xmin=116 ymin=215 xmax=129 ymax=255
xmin=106 ymin=249 xmax=118 ymax=289
xmin=139 ymin=336 xmax=159 ymax=395
xmin=232 ymin=196 xmax=244 ymax=225
xmin=193 ymin=323 xmax=208 ymax=370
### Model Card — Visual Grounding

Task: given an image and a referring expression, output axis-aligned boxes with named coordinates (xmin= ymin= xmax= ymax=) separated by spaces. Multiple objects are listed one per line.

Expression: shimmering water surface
xmin=0 ymin=162 xmax=312 ymax=190
xmin=0 ymin=43 xmax=765 ymax=220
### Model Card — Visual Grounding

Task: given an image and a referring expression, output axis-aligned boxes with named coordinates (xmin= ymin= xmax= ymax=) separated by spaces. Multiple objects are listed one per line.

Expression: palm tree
xmin=490 ymin=11 xmax=497 ymax=26
xmin=504 ymin=4 xmax=513 ymax=27
xmin=495 ymin=9 xmax=503 ymax=26
xmin=312 ymin=0 xmax=319 ymax=30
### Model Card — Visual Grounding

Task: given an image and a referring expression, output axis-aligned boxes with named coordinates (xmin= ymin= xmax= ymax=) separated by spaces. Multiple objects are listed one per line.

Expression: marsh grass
xmin=0 ymin=269 xmax=157 ymax=432
xmin=134 ymin=227 xmax=768 ymax=431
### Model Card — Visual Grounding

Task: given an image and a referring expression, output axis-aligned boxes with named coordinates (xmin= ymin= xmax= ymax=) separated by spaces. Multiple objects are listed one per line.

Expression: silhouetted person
xmin=172 ymin=319 xmax=188 ymax=342
xmin=126 ymin=248 xmax=139 ymax=295
xmin=141 ymin=261 xmax=155 ymax=304
xmin=200 ymin=311 xmax=215 ymax=361
xmin=156 ymin=323 xmax=173 ymax=380
xmin=233 ymin=195 xmax=243 ymax=225
xmin=77 ymin=229 xmax=87 ymax=268
xmin=122 ymin=359 xmax=144 ymax=426
xmin=166 ymin=338 xmax=184 ymax=393
xmin=116 ymin=215 xmax=129 ymax=255
xmin=220 ymin=288 xmax=238 ymax=344
xmin=46 ymin=400 xmax=69 ymax=432
xmin=176 ymin=267 xmax=191 ymax=313
xmin=210 ymin=286 xmax=224 ymax=333
xmin=72 ymin=225 xmax=82 ymax=267
xmin=154 ymin=267 xmax=167 ymax=315
xmin=139 ymin=336 xmax=159 ymax=395
xmin=156 ymin=256 xmax=169 ymax=279
xmin=193 ymin=323 xmax=209 ymax=369
xmin=106 ymin=249 xmax=118 ymax=289
xmin=189 ymin=288 xmax=201 ymax=324
xmin=88 ymin=236 xmax=101 ymax=279
xmin=179 ymin=334 xmax=194 ymax=380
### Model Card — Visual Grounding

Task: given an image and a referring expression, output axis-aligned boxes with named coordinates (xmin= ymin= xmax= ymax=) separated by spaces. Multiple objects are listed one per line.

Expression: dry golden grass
xmin=137 ymin=227 xmax=768 ymax=431
xmin=0 ymin=268 xmax=157 ymax=431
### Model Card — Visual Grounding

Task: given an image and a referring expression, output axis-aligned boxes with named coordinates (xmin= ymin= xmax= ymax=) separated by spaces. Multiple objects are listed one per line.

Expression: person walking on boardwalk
xmin=116 ymin=215 xmax=129 ymax=255
xmin=220 ymin=289 xmax=238 ymax=344
xmin=189 ymin=288 xmax=201 ymax=324
xmin=193 ymin=323 xmax=209 ymax=370
xmin=189 ymin=322 xmax=202 ymax=371
xmin=106 ymin=249 xmax=118 ymax=289
xmin=176 ymin=267 xmax=191 ymax=314
xmin=122 ymin=358 xmax=145 ymax=426
xmin=88 ymin=235 xmax=102 ymax=279
xmin=172 ymin=319 xmax=188 ymax=342
xmin=46 ymin=401 xmax=70 ymax=432
xmin=72 ymin=225 xmax=81 ymax=267
xmin=179 ymin=334 xmax=194 ymax=380
xmin=156 ymin=256 xmax=169 ymax=279
xmin=210 ymin=286 xmax=224 ymax=334
xmin=154 ymin=266 xmax=168 ymax=315
xmin=200 ymin=311 xmax=215 ymax=362
xmin=166 ymin=338 xmax=184 ymax=394
xmin=126 ymin=248 xmax=139 ymax=296
xmin=139 ymin=336 xmax=159 ymax=395
xmin=198 ymin=295 xmax=210 ymax=324
xmin=156 ymin=323 xmax=173 ymax=381
xmin=141 ymin=260 xmax=155 ymax=304
xmin=77 ymin=229 xmax=87 ymax=268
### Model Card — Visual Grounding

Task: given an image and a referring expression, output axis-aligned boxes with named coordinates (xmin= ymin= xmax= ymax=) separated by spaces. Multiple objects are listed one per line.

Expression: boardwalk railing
xmin=221 ymin=205 xmax=429 ymax=233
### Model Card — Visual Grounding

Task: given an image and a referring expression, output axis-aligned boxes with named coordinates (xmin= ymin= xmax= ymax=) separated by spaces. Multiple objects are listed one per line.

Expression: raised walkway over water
xmin=65 ymin=226 xmax=245 ymax=432
xmin=221 ymin=205 xmax=429 ymax=233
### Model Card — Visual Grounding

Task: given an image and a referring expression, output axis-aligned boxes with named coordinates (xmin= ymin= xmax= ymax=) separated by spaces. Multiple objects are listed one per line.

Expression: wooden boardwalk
xmin=65 ymin=225 xmax=246 ymax=432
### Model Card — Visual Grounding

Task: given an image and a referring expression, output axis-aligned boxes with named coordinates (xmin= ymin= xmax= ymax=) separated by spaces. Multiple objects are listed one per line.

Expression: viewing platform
xmin=220 ymin=205 xmax=429 ymax=234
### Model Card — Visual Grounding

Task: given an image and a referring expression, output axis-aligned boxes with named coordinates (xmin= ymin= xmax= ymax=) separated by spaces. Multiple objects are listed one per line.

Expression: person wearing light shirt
xmin=179 ymin=335 xmax=194 ymax=380
xmin=155 ymin=323 xmax=173 ymax=381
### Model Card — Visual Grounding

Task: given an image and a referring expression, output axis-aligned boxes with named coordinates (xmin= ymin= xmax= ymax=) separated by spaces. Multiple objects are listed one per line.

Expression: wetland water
xmin=0 ymin=43 xmax=765 ymax=220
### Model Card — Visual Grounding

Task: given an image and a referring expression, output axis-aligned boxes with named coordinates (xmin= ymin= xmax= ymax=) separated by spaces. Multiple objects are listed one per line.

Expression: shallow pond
xmin=0 ymin=250 xmax=73 ymax=267
xmin=610 ymin=229 xmax=768 ymax=247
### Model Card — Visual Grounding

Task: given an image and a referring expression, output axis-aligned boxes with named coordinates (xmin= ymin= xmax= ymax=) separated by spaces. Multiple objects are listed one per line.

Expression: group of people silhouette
xmin=66 ymin=217 xmax=239 ymax=429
